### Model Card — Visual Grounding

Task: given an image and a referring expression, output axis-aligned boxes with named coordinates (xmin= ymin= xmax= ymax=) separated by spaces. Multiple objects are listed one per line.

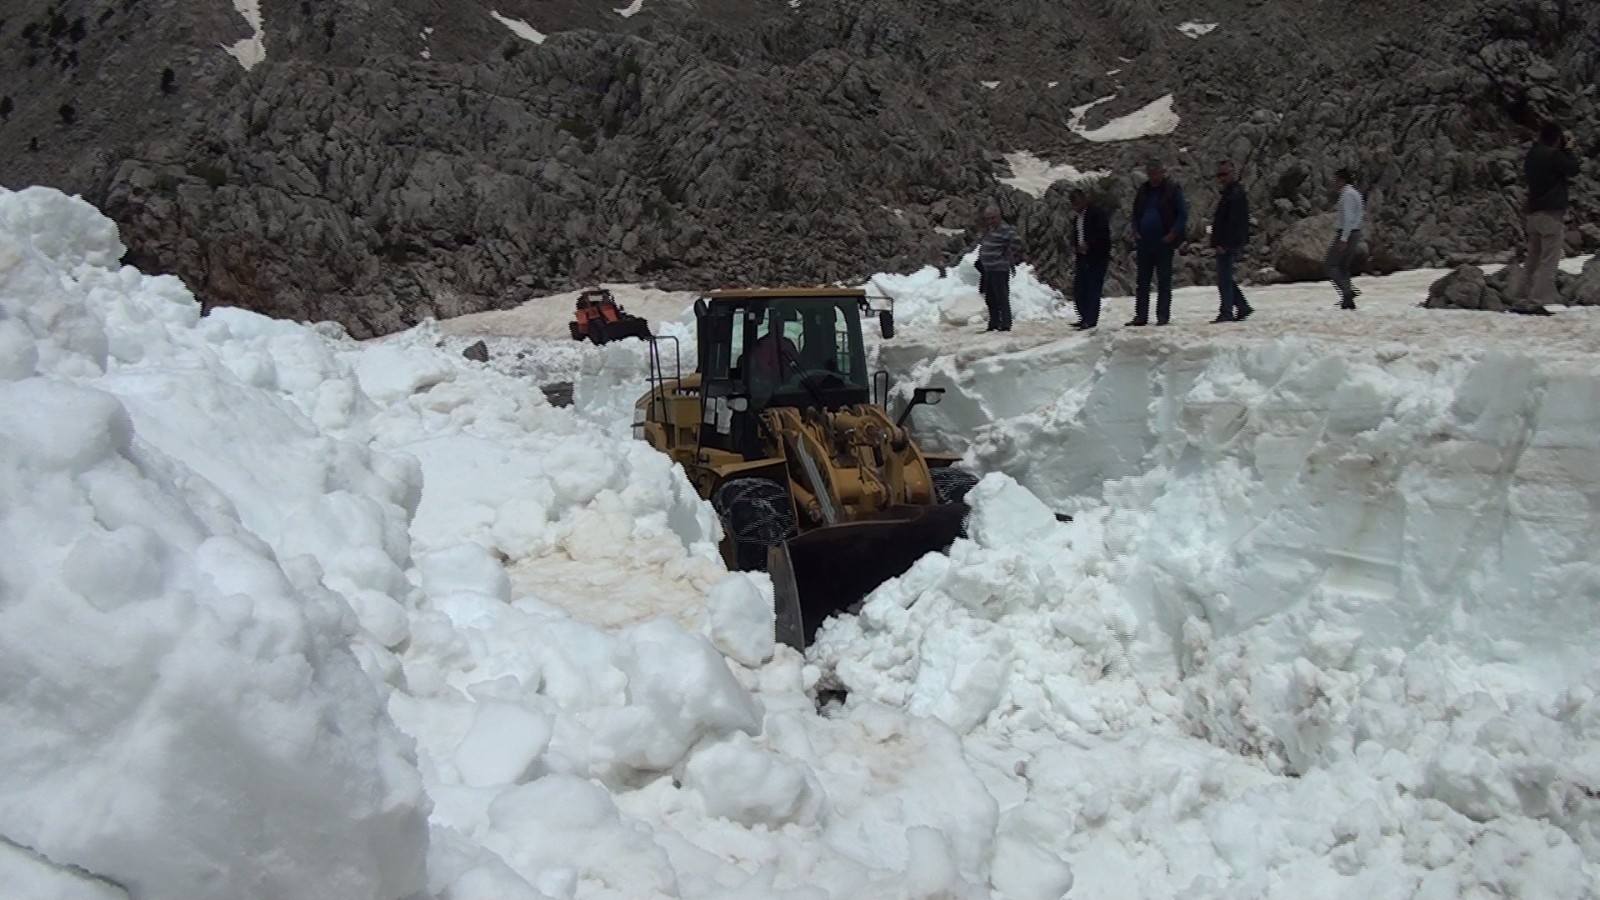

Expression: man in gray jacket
xmin=976 ymin=205 xmax=1021 ymax=332
xmin=1509 ymin=123 xmax=1582 ymax=306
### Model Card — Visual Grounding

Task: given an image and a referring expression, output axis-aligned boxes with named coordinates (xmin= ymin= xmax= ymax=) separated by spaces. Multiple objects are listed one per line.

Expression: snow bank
xmin=817 ymin=295 xmax=1600 ymax=895
xmin=0 ymin=187 xmax=427 ymax=898
xmin=1178 ymin=21 xmax=1219 ymax=38
xmin=3 ymin=187 xmax=1033 ymax=897
xmin=862 ymin=249 xmax=1068 ymax=331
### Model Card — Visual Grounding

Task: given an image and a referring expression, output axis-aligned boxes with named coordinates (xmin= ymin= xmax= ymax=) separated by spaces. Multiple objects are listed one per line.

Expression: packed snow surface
xmin=6 ymin=183 xmax=1600 ymax=900
xmin=223 ymin=0 xmax=267 ymax=69
xmin=490 ymin=10 xmax=547 ymax=44
xmin=1072 ymin=94 xmax=1180 ymax=142
xmin=998 ymin=152 xmax=1111 ymax=198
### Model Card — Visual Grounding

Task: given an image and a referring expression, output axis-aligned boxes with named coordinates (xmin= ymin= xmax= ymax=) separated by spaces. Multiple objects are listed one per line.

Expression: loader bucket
xmin=768 ymin=503 xmax=970 ymax=651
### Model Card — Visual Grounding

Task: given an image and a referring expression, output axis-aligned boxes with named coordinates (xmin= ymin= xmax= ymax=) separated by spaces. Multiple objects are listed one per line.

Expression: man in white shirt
xmin=1325 ymin=168 xmax=1365 ymax=310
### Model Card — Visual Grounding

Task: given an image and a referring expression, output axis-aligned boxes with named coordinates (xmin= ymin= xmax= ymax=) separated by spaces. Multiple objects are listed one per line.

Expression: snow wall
xmin=876 ymin=332 xmax=1600 ymax=680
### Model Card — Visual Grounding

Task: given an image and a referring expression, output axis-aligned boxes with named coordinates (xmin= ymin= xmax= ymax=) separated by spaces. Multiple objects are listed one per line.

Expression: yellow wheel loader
xmin=632 ymin=288 xmax=979 ymax=650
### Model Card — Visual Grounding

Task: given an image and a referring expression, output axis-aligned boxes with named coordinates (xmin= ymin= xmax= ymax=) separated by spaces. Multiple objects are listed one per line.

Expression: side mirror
xmin=694 ymin=298 xmax=709 ymax=318
xmin=896 ymin=386 xmax=946 ymax=427
xmin=879 ymin=310 xmax=895 ymax=339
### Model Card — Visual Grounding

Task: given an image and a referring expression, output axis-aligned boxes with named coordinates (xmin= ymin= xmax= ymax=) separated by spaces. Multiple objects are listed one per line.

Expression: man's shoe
xmin=1156 ymin=320 xmax=1171 ymax=326
xmin=1125 ymin=319 xmax=1148 ymax=327
xmin=1339 ymin=302 xmax=1356 ymax=310
xmin=1210 ymin=315 xmax=1234 ymax=324
xmin=1236 ymin=305 xmax=1253 ymax=321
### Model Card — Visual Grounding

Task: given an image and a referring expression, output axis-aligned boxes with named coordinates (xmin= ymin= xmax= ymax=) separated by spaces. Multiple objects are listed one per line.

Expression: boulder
xmin=1425 ymin=265 xmax=1491 ymax=310
xmin=1568 ymin=256 xmax=1600 ymax=306
xmin=1273 ymin=213 xmax=1337 ymax=282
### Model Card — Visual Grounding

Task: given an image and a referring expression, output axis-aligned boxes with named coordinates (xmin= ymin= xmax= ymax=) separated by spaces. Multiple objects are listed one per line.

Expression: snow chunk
xmin=704 ymin=572 xmax=776 ymax=667
xmin=454 ymin=702 xmax=554 ymax=787
xmin=354 ymin=342 xmax=455 ymax=405
xmin=980 ymin=80 xmax=1000 ymax=89
xmin=490 ymin=10 xmax=546 ymax=44
xmin=862 ymin=251 xmax=1066 ymax=331
xmin=615 ymin=0 xmax=646 ymax=16
xmin=999 ymin=151 xmax=1111 ymax=199
xmin=683 ymin=732 xmax=820 ymax=827
xmin=592 ymin=619 xmax=762 ymax=775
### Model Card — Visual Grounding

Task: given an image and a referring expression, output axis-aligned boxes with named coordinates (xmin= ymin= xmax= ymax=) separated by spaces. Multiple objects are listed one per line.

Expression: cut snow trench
xmin=8 ymin=180 xmax=1600 ymax=900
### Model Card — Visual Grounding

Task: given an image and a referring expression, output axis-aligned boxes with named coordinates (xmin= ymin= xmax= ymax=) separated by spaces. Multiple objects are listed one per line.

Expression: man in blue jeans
xmin=1209 ymin=159 xmax=1253 ymax=323
xmin=1126 ymin=162 xmax=1188 ymax=326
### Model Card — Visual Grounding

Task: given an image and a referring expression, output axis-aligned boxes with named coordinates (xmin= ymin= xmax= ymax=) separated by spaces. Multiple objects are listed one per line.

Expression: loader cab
xmin=694 ymin=289 xmax=881 ymax=456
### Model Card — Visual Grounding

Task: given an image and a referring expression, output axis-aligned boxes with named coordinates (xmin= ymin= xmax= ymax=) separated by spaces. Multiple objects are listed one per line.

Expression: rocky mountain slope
xmin=1 ymin=0 xmax=1595 ymax=336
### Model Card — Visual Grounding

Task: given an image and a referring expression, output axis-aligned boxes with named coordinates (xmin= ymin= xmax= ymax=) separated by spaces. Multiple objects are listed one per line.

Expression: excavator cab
xmin=635 ymin=288 xmax=978 ymax=650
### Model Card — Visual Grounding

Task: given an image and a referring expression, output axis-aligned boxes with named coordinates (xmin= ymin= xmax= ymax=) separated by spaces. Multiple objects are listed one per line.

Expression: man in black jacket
xmin=1126 ymin=163 xmax=1188 ymax=326
xmin=1209 ymin=160 xmax=1253 ymax=323
xmin=1509 ymin=123 xmax=1582 ymax=306
xmin=1069 ymin=188 xmax=1112 ymax=329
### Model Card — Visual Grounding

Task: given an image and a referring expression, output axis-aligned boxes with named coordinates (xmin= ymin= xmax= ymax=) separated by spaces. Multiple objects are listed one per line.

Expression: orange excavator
xmin=570 ymin=288 xmax=654 ymax=345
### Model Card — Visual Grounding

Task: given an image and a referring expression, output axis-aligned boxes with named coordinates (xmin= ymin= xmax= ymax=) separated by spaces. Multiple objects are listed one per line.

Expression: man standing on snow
xmin=1126 ymin=162 xmax=1188 ymax=326
xmin=1069 ymin=188 xmax=1112 ymax=330
xmin=1508 ymin=123 xmax=1582 ymax=307
xmin=1209 ymin=160 xmax=1253 ymax=323
xmin=1325 ymin=168 xmax=1365 ymax=310
xmin=977 ymin=204 xmax=1021 ymax=332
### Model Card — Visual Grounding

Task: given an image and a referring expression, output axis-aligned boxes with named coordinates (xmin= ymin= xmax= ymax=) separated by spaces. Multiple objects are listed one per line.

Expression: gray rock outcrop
xmin=0 ymin=0 xmax=1594 ymax=336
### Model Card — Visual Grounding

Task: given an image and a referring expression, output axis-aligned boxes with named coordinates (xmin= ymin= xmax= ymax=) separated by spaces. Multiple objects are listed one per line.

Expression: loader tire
xmin=930 ymin=466 xmax=979 ymax=505
xmin=569 ymin=322 xmax=582 ymax=341
xmin=590 ymin=320 xmax=610 ymax=344
xmin=712 ymin=478 xmax=797 ymax=572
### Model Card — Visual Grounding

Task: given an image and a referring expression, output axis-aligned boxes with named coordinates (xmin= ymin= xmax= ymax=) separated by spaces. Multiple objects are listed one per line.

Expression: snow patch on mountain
xmin=1178 ymin=21 xmax=1220 ymax=37
xmin=999 ymin=151 xmax=1111 ymax=198
xmin=490 ymin=10 xmax=546 ymax=44
xmin=223 ymin=0 xmax=267 ymax=69
xmin=1072 ymin=94 xmax=1180 ymax=142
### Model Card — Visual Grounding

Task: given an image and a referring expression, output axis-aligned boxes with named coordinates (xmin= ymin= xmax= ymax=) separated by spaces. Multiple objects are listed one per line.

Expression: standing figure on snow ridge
xmin=1069 ymin=187 xmax=1112 ymax=330
xmin=1507 ymin=123 xmax=1582 ymax=308
xmin=1126 ymin=162 xmax=1188 ymax=326
xmin=1209 ymin=159 xmax=1254 ymax=324
xmin=976 ymin=204 xmax=1022 ymax=332
xmin=1325 ymin=168 xmax=1366 ymax=310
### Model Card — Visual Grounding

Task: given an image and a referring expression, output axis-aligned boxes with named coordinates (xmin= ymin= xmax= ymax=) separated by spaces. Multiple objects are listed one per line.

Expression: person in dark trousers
xmin=1209 ymin=159 xmax=1253 ymax=323
xmin=1126 ymin=162 xmax=1188 ymax=326
xmin=1069 ymin=188 xmax=1112 ymax=329
xmin=1508 ymin=123 xmax=1582 ymax=307
xmin=1326 ymin=168 xmax=1365 ymax=309
xmin=976 ymin=205 xmax=1021 ymax=331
